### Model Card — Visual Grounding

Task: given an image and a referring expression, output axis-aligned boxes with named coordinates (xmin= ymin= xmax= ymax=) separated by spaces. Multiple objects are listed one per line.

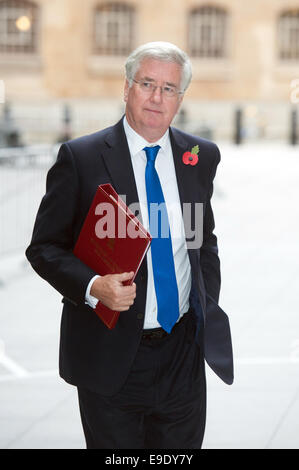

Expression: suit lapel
xmin=101 ymin=117 xmax=140 ymax=210
xmin=170 ymin=127 xmax=202 ymax=253
xmin=170 ymin=126 xmax=205 ymax=322
xmin=170 ymin=127 xmax=202 ymax=208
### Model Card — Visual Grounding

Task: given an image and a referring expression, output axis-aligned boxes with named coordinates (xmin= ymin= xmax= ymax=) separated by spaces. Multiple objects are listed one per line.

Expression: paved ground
xmin=0 ymin=142 xmax=299 ymax=449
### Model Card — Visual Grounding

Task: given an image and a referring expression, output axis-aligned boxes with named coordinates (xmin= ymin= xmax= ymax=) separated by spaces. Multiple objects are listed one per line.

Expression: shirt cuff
xmin=85 ymin=275 xmax=100 ymax=309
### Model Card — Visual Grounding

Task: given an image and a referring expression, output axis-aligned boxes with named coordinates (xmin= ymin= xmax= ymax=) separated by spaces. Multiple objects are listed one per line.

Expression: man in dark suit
xmin=26 ymin=41 xmax=233 ymax=449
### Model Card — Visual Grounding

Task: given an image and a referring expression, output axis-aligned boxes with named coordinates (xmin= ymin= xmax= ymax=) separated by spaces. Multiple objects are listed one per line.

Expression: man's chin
xmin=143 ymin=114 xmax=165 ymax=129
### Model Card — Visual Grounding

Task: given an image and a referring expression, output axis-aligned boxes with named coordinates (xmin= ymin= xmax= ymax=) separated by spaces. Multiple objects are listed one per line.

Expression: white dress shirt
xmin=86 ymin=116 xmax=191 ymax=329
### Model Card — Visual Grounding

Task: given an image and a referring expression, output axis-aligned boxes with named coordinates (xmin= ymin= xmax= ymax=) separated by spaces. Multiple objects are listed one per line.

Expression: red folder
xmin=73 ymin=184 xmax=151 ymax=329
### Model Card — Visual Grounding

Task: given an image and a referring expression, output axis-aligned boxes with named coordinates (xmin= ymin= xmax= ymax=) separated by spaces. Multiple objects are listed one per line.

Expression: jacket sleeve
xmin=200 ymin=145 xmax=221 ymax=303
xmin=25 ymin=143 xmax=97 ymax=305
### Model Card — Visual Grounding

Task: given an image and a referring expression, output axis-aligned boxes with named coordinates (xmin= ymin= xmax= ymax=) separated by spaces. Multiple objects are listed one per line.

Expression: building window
xmin=278 ymin=10 xmax=299 ymax=61
xmin=188 ymin=5 xmax=228 ymax=58
xmin=0 ymin=0 xmax=38 ymax=53
xmin=93 ymin=2 xmax=135 ymax=56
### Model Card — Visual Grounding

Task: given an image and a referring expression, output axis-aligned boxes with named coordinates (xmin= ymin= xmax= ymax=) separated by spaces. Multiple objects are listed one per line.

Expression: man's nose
xmin=150 ymin=86 xmax=163 ymax=103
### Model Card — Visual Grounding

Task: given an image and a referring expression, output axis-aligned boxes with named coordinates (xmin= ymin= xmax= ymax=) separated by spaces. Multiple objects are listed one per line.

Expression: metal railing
xmin=0 ymin=144 xmax=59 ymax=257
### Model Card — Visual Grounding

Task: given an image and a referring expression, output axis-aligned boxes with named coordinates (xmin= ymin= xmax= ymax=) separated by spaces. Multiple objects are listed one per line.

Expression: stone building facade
xmin=0 ymin=0 xmax=299 ymax=142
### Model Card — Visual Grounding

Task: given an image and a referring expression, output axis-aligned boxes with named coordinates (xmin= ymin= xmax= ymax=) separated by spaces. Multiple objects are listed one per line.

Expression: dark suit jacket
xmin=26 ymin=117 xmax=233 ymax=395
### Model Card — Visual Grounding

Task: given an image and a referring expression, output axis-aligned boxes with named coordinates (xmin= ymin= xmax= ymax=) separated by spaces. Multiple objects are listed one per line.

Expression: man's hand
xmin=90 ymin=272 xmax=136 ymax=311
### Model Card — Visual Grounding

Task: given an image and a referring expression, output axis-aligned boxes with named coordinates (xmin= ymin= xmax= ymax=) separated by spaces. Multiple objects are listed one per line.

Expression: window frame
xmin=278 ymin=9 xmax=299 ymax=61
xmin=93 ymin=2 xmax=135 ymax=56
xmin=188 ymin=5 xmax=228 ymax=59
xmin=0 ymin=0 xmax=39 ymax=54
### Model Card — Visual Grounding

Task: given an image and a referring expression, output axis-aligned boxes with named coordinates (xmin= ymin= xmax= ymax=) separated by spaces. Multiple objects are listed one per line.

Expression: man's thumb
xmin=115 ymin=271 xmax=134 ymax=282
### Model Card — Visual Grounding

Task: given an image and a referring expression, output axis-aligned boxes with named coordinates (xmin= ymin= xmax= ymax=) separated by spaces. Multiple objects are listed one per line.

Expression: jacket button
xmin=137 ymin=313 xmax=144 ymax=320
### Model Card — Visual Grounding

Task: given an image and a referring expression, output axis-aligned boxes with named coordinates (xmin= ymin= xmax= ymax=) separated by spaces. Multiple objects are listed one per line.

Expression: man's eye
xmin=142 ymin=82 xmax=152 ymax=89
xmin=164 ymin=86 xmax=175 ymax=94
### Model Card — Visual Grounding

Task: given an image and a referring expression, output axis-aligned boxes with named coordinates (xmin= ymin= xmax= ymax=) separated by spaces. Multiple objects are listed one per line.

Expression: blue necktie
xmin=144 ymin=145 xmax=180 ymax=333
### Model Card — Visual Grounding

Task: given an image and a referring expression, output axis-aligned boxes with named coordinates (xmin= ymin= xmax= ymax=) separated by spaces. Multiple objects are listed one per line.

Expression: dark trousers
xmin=77 ymin=313 xmax=206 ymax=449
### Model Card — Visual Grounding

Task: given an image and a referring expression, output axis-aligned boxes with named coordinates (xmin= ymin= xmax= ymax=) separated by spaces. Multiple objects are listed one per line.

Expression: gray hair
xmin=125 ymin=41 xmax=192 ymax=93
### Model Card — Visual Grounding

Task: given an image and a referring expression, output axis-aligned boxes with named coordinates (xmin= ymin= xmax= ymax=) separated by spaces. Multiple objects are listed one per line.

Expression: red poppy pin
xmin=182 ymin=145 xmax=199 ymax=166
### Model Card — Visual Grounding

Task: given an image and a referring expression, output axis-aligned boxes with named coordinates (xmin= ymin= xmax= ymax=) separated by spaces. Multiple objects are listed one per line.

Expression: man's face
xmin=124 ymin=58 xmax=184 ymax=142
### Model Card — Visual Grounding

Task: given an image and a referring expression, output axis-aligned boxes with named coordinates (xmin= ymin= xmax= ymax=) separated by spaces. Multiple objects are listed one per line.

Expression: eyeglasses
xmin=132 ymin=79 xmax=183 ymax=98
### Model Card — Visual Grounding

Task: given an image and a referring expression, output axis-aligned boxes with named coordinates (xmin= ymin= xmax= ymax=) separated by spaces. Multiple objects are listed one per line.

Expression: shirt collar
xmin=123 ymin=115 xmax=170 ymax=157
